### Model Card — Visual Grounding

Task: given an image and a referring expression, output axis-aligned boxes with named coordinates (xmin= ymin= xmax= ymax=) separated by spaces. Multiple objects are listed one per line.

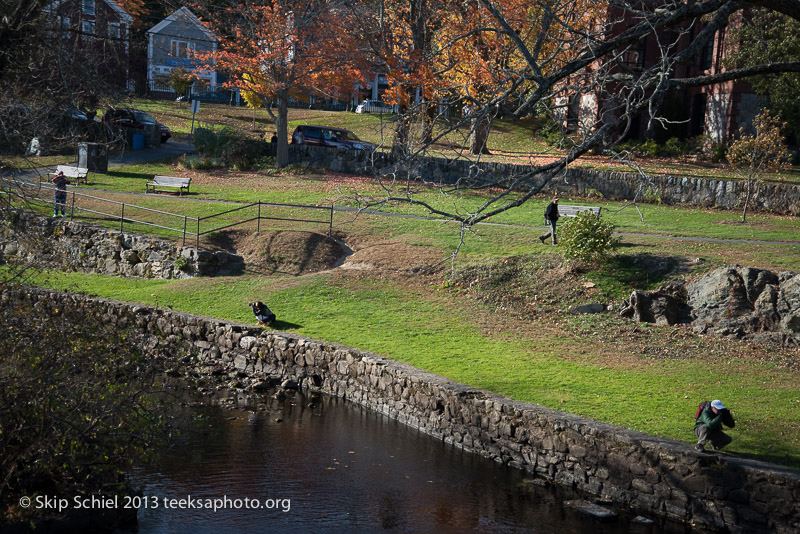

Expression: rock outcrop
xmin=620 ymin=266 xmax=800 ymax=347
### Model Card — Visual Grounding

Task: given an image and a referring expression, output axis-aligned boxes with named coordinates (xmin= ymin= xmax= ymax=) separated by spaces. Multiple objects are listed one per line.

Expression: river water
xmin=129 ymin=389 xmax=690 ymax=534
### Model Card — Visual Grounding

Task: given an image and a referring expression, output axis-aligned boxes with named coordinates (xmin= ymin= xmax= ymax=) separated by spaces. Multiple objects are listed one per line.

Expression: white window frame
xmin=170 ymin=40 xmax=193 ymax=59
xmin=108 ymin=23 xmax=121 ymax=39
xmin=82 ymin=0 xmax=95 ymax=15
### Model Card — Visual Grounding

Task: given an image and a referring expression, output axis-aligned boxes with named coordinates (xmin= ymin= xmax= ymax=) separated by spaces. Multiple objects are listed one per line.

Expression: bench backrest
xmin=153 ymin=175 xmax=191 ymax=186
xmin=56 ymin=165 xmax=88 ymax=178
xmin=559 ymin=205 xmax=602 ymax=218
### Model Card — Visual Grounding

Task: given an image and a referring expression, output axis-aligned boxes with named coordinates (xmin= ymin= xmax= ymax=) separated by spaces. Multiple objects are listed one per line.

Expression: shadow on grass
xmin=224 ymin=114 xmax=274 ymax=126
xmin=590 ymin=252 xmax=695 ymax=296
xmin=271 ymin=320 xmax=301 ymax=330
xmin=106 ymin=170 xmax=152 ymax=179
xmin=721 ymin=448 xmax=800 ymax=471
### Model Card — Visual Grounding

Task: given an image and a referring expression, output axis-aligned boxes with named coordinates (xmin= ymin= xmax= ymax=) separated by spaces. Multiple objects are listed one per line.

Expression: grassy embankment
xmin=8 ymin=146 xmax=800 ymax=469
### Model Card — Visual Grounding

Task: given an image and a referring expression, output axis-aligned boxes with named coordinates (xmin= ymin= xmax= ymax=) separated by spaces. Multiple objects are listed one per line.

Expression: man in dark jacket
xmin=539 ymin=196 xmax=559 ymax=245
xmin=695 ymin=399 xmax=736 ymax=451
xmin=51 ymin=170 xmax=70 ymax=217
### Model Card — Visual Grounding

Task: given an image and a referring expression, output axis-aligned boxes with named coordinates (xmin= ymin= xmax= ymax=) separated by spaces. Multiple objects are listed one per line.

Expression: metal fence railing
xmin=1 ymin=179 xmax=334 ymax=250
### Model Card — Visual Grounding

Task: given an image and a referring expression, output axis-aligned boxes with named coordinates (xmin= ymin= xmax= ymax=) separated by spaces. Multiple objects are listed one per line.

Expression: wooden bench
xmin=145 ymin=175 xmax=191 ymax=196
xmin=558 ymin=205 xmax=602 ymax=218
xmin=48 ymin=165 xmax=89 ymax=185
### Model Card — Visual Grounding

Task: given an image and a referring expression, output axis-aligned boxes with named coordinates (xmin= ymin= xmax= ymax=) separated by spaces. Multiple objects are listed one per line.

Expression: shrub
xmin=179 ymin=154 xmax=224 ymax=170
xmin=193 ymin=125 xmax=237 ymax=157
xmin=642 ymin=187 xmax=663 ymax=204
xmin=560 ymin=211 xmax=620 ymax=263
xmin=0 ymin=297 xmax=170 ymax=522
xmin=684 ymin=135 xmax=707 ymax=156
xmin=538 ymin=117 xmax=567 ymax=146
xmin=709 ymin=141 xmax=727 ymax=163
xmin=664 ymin=137 xmax=684 ymax=157
xmin=174 ymin=256 xmax=190 ymax=272
xmin=223 ymin=138 xmax=272 ymax=171
xmin=639 ymin=138 xmax=660 ymax=158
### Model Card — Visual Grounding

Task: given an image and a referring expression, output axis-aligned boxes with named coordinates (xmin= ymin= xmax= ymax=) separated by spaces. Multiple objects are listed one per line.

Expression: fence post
xmin=329 ymin=203 xmax=333 ymax=237
xmin=257 ymin=201 xmax=261 ymax=233
xmin=120 ymin=203 xmax=125 ymax=232
xmin=196 ymin=217 xmax=200 ymax=250
xmin=69 ymin=191 xmax=75 ymax=220
xmin=183 ymin=216 xmax=188 ymax=246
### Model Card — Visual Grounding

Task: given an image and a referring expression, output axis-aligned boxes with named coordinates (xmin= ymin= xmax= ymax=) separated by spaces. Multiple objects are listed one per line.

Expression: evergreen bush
xmin=560 ymin=212 xmax=620 ymax=263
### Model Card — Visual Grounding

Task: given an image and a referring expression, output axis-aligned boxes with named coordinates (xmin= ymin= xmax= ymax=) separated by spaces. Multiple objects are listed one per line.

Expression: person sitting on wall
xmin=250 ymin=301 xmax=276 ymax=326
xmin=694 ymin=399 xmax=736 ymax=452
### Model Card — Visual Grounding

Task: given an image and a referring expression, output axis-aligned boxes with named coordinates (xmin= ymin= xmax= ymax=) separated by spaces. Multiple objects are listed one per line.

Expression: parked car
xmin=291 ymin=125 xmax=374 ymax=151
xmin=103 ymin=108 xmax=171 ymax=143
xmin=355 ymin=99 xmax=395 ymax=114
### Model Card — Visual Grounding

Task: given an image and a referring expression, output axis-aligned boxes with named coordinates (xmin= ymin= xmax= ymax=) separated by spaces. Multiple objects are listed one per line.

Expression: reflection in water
xmin=130 ymin=390 xmax=689 ymax=534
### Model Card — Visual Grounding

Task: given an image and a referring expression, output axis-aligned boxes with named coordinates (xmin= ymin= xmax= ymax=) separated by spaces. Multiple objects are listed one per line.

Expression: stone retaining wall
xmin=3 ymin=285 xmax=798 ymax=534
xmin=0 ymin=211 xmax=243 ymax=278
xmin=286 ymin=145 xmax=800 ymax=215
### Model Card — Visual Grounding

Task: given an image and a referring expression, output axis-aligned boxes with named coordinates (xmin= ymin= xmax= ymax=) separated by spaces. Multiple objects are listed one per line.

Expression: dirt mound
xmin=451 ymin=255 xmax=593 ymax=316
xmin=338 ymin=240 xmax=444 ymax=276
xmin=206 ymin=230 xmax=345 ymax=275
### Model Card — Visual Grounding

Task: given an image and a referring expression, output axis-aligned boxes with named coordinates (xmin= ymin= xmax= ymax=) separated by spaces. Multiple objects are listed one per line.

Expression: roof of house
xmin=45 ymin=0 xmax=133 ymax=24
xmin=147 ymin=6 xmax=217 ymax=42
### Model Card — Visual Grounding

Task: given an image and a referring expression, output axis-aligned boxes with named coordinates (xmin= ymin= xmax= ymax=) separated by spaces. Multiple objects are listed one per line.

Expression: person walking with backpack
xmin=539 ymin=196 xmax=560 ymax=245
xmin=694 ymin=399 xmax=736 ymax=452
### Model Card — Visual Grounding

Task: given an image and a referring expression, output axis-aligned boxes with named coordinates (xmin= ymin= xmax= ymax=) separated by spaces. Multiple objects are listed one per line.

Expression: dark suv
xmin=103 ymin=108 xmax=171 ymax=143
xmin=291 ymin=125 xmax=373 ymax=151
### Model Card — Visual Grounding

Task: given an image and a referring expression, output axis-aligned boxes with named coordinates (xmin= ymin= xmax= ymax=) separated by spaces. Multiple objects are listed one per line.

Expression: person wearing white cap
xmin=694 ymin=399 xmax=736 ymax=452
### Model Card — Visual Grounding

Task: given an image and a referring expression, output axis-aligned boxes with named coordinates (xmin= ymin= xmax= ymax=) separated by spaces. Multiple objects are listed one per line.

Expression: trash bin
xmin=143 ymin=123 xmax=160 ymax=147
xmin=131 ymin=133 xmax=144 ymax=151
xmin=77 ymin=142 xmax=108 ymax=172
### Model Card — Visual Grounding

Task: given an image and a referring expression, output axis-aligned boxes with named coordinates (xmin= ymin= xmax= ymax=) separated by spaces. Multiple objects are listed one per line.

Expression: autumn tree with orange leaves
xmin=434 ymin=0 xmax=603 ymax=154
xmin=191 ymin=0 xmax=367 ymax=168
xmin=342 ymin=0 xmax=800 ymax=253
xmin=350 ymin=0 xmax=448 ymax=155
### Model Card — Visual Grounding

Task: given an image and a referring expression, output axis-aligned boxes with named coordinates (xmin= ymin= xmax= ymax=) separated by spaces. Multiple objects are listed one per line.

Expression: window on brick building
xmin=700 ymin=32 xmax=716 ymax=70
xmin=624 ymin=38 xmax=647 ymax=70
xmin=82 ymin=0 xmax=95 ymax=15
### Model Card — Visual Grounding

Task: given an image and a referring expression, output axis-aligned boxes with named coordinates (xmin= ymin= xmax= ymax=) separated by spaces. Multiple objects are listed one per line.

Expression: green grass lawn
xmin=5 ymin=107 xmax=800 ymax=469
xmin=48 ymin=160 xmax=800 ymax=251
xmin=9 ymin=265 xmax=800 ymax=469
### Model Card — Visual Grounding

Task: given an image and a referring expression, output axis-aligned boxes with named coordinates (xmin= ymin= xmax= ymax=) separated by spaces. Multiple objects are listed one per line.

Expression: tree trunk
xmin=469 ymin=114 xmax=492 ymax=155
xmin=276 ymin=89 xmax=289 ymax=169
xmin=393 ymin=107 xmax=411 ymax=156
xmin=419 ymin=102 xmax=436 ymax=144
xmin=741 ymin=178 xmax=753 ymax=222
